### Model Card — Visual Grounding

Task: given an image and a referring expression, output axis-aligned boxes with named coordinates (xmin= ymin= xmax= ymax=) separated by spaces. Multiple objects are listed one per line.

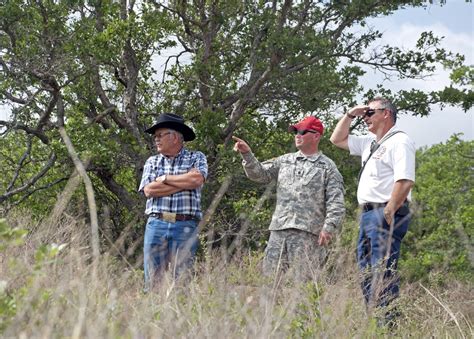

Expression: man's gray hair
xmin=173 ymin=130 xmax=184 ymax=142
xmin=369 ymin=97 xmax=398 ymax=124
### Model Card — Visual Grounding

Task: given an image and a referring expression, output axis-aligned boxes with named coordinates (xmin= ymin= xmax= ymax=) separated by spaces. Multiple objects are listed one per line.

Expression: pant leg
xmin=143 ymin=217 xmax=170 ymax=291
xmin=366 ymin=208 xmax=409 ymax=308
xmin=262 ymin=230 xmax=288 ymax=277
xmin=169 ymin=219 xmax=199 ymax=278
xmin=357 ymin=212 xmax=372 ymax=304
xmin=379 ymin=211 xmax=410 ymax=307
xmin=285 ymin=229 xmax=327 ymax=281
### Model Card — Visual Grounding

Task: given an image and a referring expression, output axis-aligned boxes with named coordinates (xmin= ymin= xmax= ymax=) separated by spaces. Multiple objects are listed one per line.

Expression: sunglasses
xmin=154 ymin=131 xmax=174 ymax=139
xmin=364 ymin=108 xmax=386 ymax=117
xmin=293 ymin=129 xmax=318 ymax=135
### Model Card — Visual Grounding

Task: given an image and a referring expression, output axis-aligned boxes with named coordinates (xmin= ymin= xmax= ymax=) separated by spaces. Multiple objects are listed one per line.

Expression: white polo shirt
xmin=348 ymin=126 xmax=416 ymax=204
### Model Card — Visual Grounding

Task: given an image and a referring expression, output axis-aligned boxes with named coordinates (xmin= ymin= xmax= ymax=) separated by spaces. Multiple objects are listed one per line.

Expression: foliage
xmin=401 ymin=135 xmax=474 ymax=282
xmin=0 ymin=0 xmax=472 ymax=257
xmin=0 ymin=218 xmax=69 ymax=332
xmin=0 ymin=218 xmax=25 ymax=330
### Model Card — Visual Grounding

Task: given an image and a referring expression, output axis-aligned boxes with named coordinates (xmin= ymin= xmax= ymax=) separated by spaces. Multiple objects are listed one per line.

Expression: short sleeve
xmin=348 ymin=135 xmax=372 ymax=156
xmin=392 ymin=137 xmax=416 ymax=182
xmin=138 ymin=157 xmax=156 ymax=192
xmin=194 ymin=151 xmax=208 ymax=179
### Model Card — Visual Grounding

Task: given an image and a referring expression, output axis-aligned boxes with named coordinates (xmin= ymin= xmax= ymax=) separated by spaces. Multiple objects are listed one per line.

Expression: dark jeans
xmin=143 ymin=217 xmax=198 ymax=291
xmin=357 ymin=207 xmax=409 ymax=309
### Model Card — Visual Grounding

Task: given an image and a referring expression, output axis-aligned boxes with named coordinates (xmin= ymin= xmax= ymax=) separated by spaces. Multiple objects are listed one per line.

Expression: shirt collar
xmin=385 ymin=125 xmax=399 ymax=135
xmin=161 ymin=147 xmax=186 ymax=160
xmin=370 ymin=125 xmax=400 ymax=142
xmin=295 ymin=150 xmax=321 ymax=162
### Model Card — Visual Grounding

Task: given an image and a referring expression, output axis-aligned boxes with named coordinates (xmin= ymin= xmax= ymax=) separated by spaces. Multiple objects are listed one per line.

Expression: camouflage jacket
xmin=241 ymin=150 xmax=345 ymax=235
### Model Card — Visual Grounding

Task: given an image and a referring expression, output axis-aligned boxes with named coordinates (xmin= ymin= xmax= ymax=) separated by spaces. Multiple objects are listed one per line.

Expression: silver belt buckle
xmin=162 ymin=212 xmax=176 ymax=223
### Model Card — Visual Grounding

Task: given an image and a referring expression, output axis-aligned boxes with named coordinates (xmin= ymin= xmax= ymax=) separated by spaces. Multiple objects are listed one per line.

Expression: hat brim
xmin=145 ymin=121 xmax=196 ymax=141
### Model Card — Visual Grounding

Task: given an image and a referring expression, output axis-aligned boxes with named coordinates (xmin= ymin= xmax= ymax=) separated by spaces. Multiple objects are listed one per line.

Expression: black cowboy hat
xmin=145 ymin=113 xmax=196 ymax=141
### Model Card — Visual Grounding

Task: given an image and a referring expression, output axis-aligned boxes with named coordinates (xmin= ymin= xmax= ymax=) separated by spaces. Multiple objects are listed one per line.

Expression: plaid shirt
xmin=139 ymin=148 xmax=208 ymax=218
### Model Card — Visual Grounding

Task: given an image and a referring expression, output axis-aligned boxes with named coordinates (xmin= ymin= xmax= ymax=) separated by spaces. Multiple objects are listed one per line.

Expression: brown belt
xmin=149 ymin=212 xmax=196 ymax=223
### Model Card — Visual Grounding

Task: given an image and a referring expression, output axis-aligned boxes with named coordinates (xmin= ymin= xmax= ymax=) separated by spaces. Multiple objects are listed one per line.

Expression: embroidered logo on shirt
xmin=372 ymin=145 xmax=387 ymax=160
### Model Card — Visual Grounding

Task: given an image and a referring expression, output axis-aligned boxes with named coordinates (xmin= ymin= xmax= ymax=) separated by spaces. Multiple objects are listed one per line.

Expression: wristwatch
xmin=346 ymin=112 xmax=356 ymax=119
xmin=156 ymin=174 xmax=167 ymax=184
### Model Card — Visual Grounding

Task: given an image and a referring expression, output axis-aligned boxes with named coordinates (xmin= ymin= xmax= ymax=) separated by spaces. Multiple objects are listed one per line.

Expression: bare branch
xmin=290 ymin=0 xmax=313 ymax=34
xmin=10 ymin=176 xmax=69 ymax=208
xmin=57 ymin=95 xmax=100 ymax=260
xmin=1 ymin=90 xmax=28 ymax=105
xmin=94 ymin=166 xmax=140 ymax=212
xmin=88 ymin=106 xmax=117 ymax=126
xmin=0 ymin=120 xmax=50 ymax=144
xmin=153 ymin=0 xmax=203 ymax=38
xmin=162 ymin=50 xmax=189 ymax=83
xmin=0 ymin=151 xmax=57 ymax=203
xmin=6 ymin=136 xmax=33 ymax=192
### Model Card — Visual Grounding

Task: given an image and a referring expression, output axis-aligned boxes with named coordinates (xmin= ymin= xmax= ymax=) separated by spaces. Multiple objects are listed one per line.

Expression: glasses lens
xmin=293 ymin=130 xmax=317 ymax=135
xmin=155 ymin=132 xmax=172 ymax=139
xmin=365 ymin=109 xmax=376 ymax=117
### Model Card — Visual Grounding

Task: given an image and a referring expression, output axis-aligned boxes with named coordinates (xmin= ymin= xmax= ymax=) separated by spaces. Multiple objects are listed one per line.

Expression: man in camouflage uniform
xmin=233 ymin=116 xmax=345 ymax=279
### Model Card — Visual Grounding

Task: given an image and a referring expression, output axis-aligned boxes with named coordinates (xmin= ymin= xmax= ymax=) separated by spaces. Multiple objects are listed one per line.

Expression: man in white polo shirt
xmin=330 ymin=97 xmax=415 ymax=325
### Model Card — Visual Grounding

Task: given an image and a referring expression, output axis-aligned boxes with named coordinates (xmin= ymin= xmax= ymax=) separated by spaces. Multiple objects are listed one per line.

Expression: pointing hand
xmin=232 ymin=136 xmax=251 ymax=154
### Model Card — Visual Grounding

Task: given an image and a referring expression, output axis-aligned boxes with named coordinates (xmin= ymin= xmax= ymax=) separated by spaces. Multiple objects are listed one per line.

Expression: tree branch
xmin=57 ymin=95 xmax=100 ymax=260
xmin=0 ymin=120 xmax=50 ymax=144
xmin=6 ymin=136 xmax=33 ymax=192
xmin=0 ymin=151 xmax=57 ymax=203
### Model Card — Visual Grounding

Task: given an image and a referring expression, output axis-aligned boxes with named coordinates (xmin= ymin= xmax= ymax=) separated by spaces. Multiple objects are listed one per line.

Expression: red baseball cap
xmin=288 ymin=116 xmax=324 ymax=135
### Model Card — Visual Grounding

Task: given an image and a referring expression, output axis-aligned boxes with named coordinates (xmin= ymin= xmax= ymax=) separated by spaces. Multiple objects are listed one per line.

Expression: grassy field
xmin=1 ymin=214 xmax=472 ymax=338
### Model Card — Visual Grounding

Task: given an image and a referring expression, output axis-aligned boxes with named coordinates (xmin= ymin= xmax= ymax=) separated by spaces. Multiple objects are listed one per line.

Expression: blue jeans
xmin=143 ymin=217 xmax=199 ymax=290
xmin=357 ymin=207 xmax=409 ymax=308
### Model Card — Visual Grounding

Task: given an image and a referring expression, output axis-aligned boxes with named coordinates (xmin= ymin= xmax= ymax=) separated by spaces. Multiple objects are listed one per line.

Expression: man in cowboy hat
xmin=232 ymin=116 xmax=345 ymax=281
xmin=139 ymin=113 xmax=207 ymax=290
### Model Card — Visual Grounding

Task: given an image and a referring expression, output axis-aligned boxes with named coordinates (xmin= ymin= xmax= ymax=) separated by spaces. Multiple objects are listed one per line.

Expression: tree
xmin=401 ymin=135 xmax=474 ymax=282
xmin=0 ymin=1 xmax=472 ymax=251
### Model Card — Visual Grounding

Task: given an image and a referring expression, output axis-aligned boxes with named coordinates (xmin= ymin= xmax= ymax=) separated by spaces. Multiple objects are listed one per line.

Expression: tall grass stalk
xmin=1 ymin=214 xmax=472 ymax=338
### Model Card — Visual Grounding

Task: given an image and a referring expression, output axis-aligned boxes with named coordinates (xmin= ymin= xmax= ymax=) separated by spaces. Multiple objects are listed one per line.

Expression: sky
xmin=362 ymin=1 xmax=473 ymax=147
xmin=1 ymin=1 xmax=472 ymax=148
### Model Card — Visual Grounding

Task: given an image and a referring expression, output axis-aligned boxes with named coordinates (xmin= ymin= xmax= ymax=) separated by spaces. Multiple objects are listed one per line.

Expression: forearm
xmin=143 ymin=182 xmax=182 ymax=198
xmin=165 ymin=171 xmax=204 ymax=190
xmin=386 ymin=179 xmax=414 ymax=211
xmin=241 ymin=152 xmax=274 ymax=184
xmin=329 ymin=114 xmax=353 ymax=150
xmin=323 ymin=204 xmax=345 ymax=233
xmin=323 ymin=182 xmax=346 ymax=233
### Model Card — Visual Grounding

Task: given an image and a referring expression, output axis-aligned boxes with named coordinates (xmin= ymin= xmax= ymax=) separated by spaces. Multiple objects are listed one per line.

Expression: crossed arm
xmin=143 ymin=168 xmax=205 ymax=198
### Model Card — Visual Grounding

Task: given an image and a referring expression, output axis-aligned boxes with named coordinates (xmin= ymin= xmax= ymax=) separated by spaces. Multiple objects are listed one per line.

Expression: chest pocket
xmin=301 ymin=162 xmax=327 ymax=186
xmin=171 ymin=154 xmax=196 ymax=175
xmin=278 ymin=162 xmax=295 ymax=185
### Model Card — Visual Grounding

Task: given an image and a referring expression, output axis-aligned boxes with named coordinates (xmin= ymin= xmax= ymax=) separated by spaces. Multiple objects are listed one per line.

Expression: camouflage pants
xmin=262 ymin=228 xmax=328 ymax=281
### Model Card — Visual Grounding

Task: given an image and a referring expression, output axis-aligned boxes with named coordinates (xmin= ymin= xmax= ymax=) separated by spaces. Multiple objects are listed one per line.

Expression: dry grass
xmin=1 ymin=213 xmax=472 ymax=338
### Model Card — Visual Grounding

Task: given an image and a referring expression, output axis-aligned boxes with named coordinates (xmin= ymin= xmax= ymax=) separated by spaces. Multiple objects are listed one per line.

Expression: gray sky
xmin=1 ymin=2 xmax=472 ymax=148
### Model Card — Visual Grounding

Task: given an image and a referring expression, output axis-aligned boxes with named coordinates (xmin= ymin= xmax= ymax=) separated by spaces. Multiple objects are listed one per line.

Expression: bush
xmin=401 ymin=135 xmax=474 ymax=283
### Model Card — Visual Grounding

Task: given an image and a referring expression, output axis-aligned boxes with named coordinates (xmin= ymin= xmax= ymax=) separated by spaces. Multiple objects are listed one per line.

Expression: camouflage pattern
xmin=241 ymin=150 xmax=345 ymax=235
xmin=262 ymin=228 xmax=328 ymax=279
